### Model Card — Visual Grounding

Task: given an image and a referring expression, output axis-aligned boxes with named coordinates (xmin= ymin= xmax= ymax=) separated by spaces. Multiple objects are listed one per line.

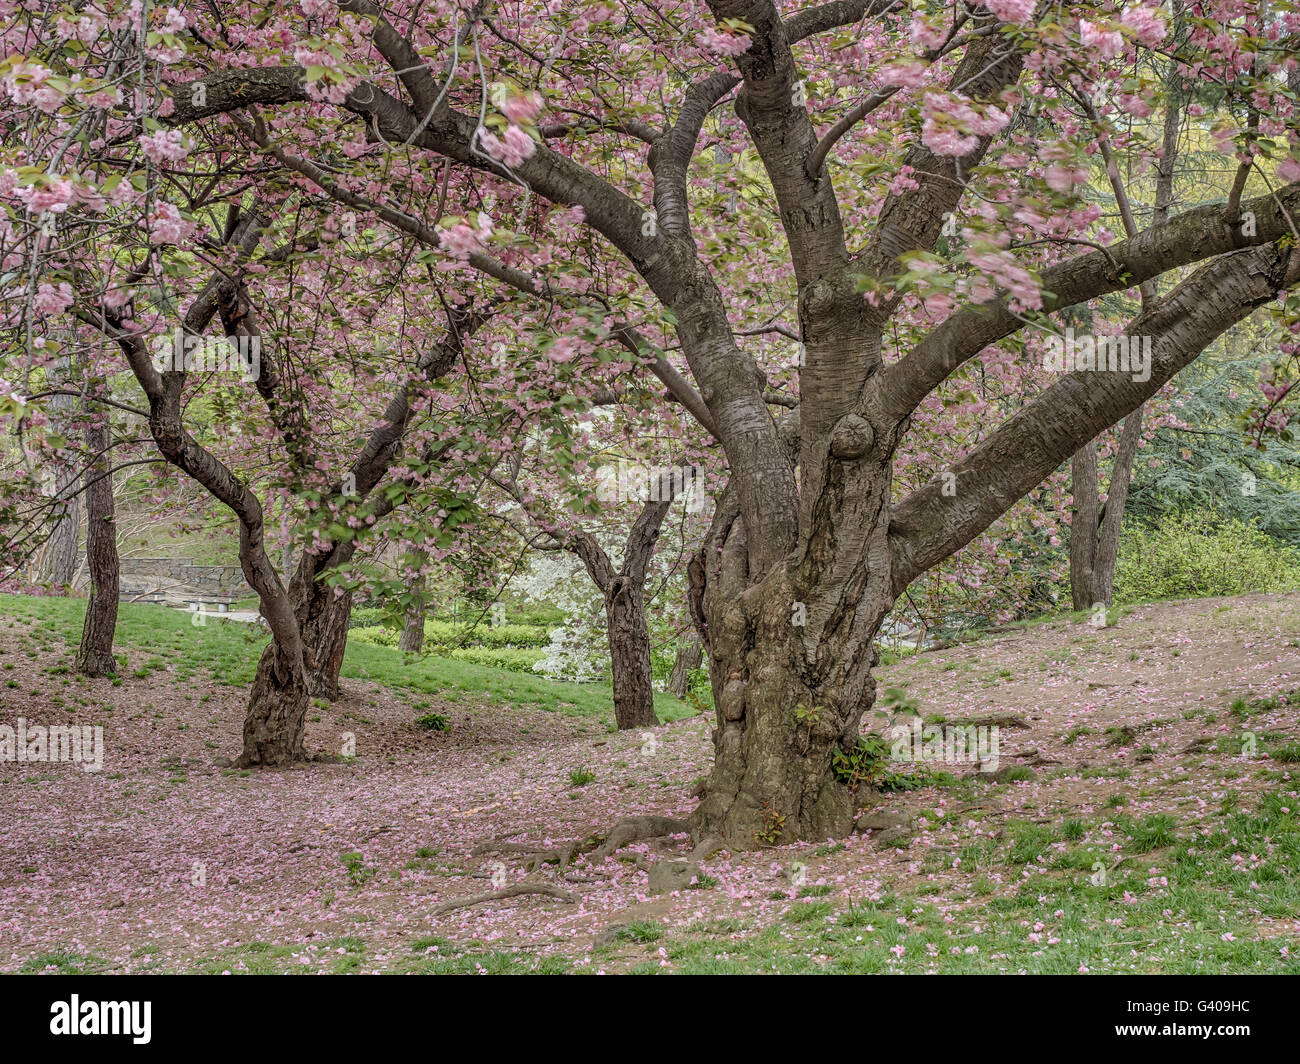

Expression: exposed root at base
xmin=474 ymin=815 xmax=699 ymax=871
xmin=588 ymin=816 xmax=696 ymax=863
xmin=229 ymin=746 xmax=315 ymax=769
xmin=431 ymin=882 xmax=578 ymax=916
xmin=473 ymin=816 xmax=725 ymax=895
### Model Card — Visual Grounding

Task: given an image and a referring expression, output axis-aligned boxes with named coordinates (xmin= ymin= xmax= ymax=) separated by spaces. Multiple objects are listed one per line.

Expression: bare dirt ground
xmin=2 ymin=591 xmax=1299 ymax=973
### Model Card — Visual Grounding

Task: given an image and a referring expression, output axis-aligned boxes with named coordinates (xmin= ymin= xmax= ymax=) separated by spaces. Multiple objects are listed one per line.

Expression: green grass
xmin=0 ymin=594 xmax=697 ymax=725
xmin=19 ymin=951 xmax=108 ymax=974
xmin=593 ymin=795 xmax=1300 ymax=974
xmin=606 ymin=922 xmax=661 ymax=945
xmin=175 ymin=936 xmax=571 ymax=975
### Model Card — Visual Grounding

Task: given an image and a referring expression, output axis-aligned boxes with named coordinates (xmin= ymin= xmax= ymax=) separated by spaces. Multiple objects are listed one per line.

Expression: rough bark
xmin=399 ymin=597 xmax=427 ymax=653
xmin=75 ymin=404 xmax=119 ymax=677
xmin=242 ymin=640 xmax=310 ymax=766
xmin=42 ymin=488 xmax=79 ymax=586
xmin=692 ymin=546 xmax=892 ymax=847
xmin=306 ymin=588 xmax=352 ymax=701
xmin=691 ymin=431 xmax=900 ymax=846
xmin=42 ymin=359 xmax=80 ymax=587
xmin=1069 ymin=444 xmax=1100 ymax=610
xmin=666 ymin=630 xmax=702 ymax=698
xmin=605 ymin=575 xmax=660 ymax=730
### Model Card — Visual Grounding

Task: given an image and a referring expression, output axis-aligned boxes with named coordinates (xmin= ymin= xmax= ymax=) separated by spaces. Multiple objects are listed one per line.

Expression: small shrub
xmin=425 ymin=620 xmax=551 ymax=649
xmin=754 ymin=803 xmax=786 ymax=845
xmin=339 ymin=852 xmax=376 ymax=887
xmin=831 ymin=733 xmax=928 ymax=793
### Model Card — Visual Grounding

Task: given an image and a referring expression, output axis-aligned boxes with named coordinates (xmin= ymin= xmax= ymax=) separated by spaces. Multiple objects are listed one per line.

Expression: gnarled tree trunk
xmin=241 ymin=640 xmax=311 ymax=766
xmin=690 ymin=441 xmax=899 ymax=848
xmin=305 ymin=586 xmax=352 ymax=700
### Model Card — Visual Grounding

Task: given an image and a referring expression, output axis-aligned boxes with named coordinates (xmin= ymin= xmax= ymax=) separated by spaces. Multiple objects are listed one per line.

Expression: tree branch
xmin=888 ymin=241 xmax=1300 ymax=593
xmin=874 ymin=183 xmax=1300 ymax=422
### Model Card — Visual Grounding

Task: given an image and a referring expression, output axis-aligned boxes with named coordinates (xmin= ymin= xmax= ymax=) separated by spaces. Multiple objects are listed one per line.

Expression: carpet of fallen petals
xmin=3 ymin=591 xmax=1298 ymax=972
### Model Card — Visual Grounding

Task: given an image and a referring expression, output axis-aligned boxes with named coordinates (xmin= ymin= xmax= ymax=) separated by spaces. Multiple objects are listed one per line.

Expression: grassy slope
xmin=0 ymin=594 xmax=696 ymax=725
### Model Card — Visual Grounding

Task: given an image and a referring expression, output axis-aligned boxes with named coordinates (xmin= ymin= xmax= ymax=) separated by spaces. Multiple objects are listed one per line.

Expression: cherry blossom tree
xmin=5 ymin=0 xmax=1300 ymax=848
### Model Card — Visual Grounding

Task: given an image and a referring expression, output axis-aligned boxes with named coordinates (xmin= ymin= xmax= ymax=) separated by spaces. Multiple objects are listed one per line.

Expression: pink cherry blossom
xmin=984 ymin=0 xmax=1036 ymax=24
xmin=1080 ymin=20 xmax=1125 ymax=60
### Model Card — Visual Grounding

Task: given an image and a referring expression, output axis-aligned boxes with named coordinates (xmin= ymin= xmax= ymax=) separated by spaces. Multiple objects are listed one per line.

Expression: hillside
xmin=1 ymin=592 xmax=1298 ymax=974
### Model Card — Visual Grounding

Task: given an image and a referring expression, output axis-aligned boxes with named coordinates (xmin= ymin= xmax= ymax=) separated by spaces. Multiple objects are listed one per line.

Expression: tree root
xmin=562 ymin=870 xmax=621 ymax=884
xmin=950 ymin=713 xmax=1031 ymax=730
xmin=469 ymin=816 xmax=716 ymax=902
xmin=471 ymin=837 xmax=598 ymax=872
xmin=688 ymin=835 xmax=723 ymax=863
xmin=588 ymin=816 xmax=695 ymax=863
xmin=474 ymin=816 xmax=698 ymax=873
xmin=431 ymin=882 xmax=577 ymax=916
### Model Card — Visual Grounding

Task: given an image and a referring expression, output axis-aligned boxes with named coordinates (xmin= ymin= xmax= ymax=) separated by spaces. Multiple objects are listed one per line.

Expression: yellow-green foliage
xmin=1115 ymin=512 xmax=1300 ymax=602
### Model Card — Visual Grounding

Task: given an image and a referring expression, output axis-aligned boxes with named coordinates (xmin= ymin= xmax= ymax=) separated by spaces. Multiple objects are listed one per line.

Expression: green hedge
xmin=348 ymin=624 xmax=551 ymax=655
xmin=349 ymin=606 xmax=392 ymax=630
xmin=1114 ymin=512 xmax=1300 ymax=602
xmin=350 ymin=625 xmax=400 ymax=648
xmin=423 ymin=620 xmax=550 ymax=649
xmin=445 ymin=646 xmax=546 ymax=672
xmin=351 ymin=604 xmax=563 ymax=632
xmin=347 ymin=613 xmax=550 ymax=646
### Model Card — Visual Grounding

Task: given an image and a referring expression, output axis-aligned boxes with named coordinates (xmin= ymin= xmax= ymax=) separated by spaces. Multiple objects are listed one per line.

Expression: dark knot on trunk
xmin=829 ymin=414 xmax=874 ymax=460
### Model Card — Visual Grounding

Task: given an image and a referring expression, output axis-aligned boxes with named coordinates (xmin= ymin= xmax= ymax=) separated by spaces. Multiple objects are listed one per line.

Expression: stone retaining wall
xmin=119 ymin=558 xmax=247 ymax=594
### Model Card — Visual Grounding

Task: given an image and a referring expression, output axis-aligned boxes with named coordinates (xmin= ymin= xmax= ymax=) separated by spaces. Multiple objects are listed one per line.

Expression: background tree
xmin=74 ymin=375 xmax=119 ymax=676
